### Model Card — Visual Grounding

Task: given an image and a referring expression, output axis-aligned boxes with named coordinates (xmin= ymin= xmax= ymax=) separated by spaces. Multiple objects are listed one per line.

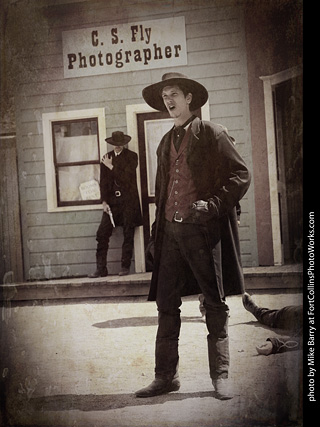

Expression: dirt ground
xmin=0 ymin=291 xmax=303 ymax=426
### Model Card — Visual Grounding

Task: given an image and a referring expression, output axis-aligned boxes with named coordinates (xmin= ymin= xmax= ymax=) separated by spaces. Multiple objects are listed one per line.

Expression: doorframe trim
xmin=126 ymin=102 xmax=210 ymax=272
xmin=126 ymin=103 xmax=154 ymax=273
xmin=260 ymin=65 xmax=302 ymax=265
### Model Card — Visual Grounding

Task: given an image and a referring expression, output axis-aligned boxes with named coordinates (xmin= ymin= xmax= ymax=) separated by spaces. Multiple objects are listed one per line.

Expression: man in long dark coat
xmin=89 ymin=131 xmax=142 ymax=277
xmin=135 ymin=73 xmax=251 ymax=400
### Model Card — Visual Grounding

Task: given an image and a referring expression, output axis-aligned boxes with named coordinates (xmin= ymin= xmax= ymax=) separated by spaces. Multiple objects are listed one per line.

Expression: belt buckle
xmin=115 ymin=190 xmax=121 ymax=197
xmin=173 ymin=212 xmax=183 ymax=222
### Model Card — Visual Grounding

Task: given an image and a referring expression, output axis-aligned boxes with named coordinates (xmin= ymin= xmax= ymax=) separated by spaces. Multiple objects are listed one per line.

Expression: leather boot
xmin=88 ymin=268 xmax=108 ymax=278
xmin=213 ymin=378 xmax=234 ymax=400
xmin=88 ymin=254 xmax=108 ymax=278
xmin=135 ymin=377 xmax=180 ymax=398
xmin=206 ymin=307 xmax=230 ymax=382
xmin=242 ymin=292 xmax=259 ymax=316
xmin=118 ymin=267 xmax=130 ymax=276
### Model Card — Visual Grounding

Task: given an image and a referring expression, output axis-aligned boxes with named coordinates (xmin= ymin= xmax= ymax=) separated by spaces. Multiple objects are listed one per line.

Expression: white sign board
xmin=62 ymin=17 xmax=187 ymax=78
xmin=79 ymin=180 xmax=101 ymax=200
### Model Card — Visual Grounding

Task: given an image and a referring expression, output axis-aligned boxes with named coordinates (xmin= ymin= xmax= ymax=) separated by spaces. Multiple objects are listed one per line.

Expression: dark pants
xmin=155 ymin=221 xmax=229 ymax=381
xmin=96 ymin=209 xmax=135 ymax=270
xmin=254 ymin=304 xmax=303 ymax=331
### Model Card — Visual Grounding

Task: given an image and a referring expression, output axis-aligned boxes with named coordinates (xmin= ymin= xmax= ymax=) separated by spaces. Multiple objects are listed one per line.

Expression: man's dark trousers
xmin=96 ymin=207 xmax=135 ymax=271
xmin=254 ymin=304 xmax=303 ymax=331
xmin=155 ymin=220 xmax=230 ymax=381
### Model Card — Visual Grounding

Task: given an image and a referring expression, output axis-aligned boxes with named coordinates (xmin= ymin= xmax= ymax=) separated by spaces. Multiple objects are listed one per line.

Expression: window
xmin=43 ymin=108 xmax=106 ymax=212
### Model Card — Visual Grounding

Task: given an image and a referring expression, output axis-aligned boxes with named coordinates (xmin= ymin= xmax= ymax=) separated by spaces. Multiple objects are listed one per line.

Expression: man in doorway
xmin=89 ymin=131 xmax=142 ymax=277
xmin=135 ymin=73 xmax=251 ymax=400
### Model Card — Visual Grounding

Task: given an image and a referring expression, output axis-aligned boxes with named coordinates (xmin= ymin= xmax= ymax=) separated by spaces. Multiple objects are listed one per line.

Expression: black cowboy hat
xmin=105 ymin=131 xmax=131 ymax=146
xmin=142 ymin=72 xmax=208 ymax=112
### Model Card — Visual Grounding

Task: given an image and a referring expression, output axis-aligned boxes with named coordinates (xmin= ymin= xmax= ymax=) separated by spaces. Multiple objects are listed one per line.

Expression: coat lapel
xmin=158 ymin=129 xmax=172 ymax=172
xmin=187 ymin=117 xmax=201 ymax=158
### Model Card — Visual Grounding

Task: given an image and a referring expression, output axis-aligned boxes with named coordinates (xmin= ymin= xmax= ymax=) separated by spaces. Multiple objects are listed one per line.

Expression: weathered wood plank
xmin=0 ymin=139 xmax=24 ymax=283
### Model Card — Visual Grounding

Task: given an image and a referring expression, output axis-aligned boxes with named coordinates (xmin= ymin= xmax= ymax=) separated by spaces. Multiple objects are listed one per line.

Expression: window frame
xmin=42 ymin=108 xmax=106 ymax=212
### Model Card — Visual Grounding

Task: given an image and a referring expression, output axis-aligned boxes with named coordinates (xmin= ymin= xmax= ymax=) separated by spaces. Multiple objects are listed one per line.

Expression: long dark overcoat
xmin=100 ymin=148 xmax=143 ymax=227
xmin=148 ymin=117 xmax=251 ymax=301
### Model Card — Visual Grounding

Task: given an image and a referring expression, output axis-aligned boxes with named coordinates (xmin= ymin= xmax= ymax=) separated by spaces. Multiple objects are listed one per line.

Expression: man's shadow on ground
xmin=30 ymin=390 xmax=217 ymax=412
xmin=230 ymin=320 xmax=296 ymax=337
xmin=93 ymin=317 xmax=293 ymax=339
xmin=92 ymin=316 xmax=204 ymax=328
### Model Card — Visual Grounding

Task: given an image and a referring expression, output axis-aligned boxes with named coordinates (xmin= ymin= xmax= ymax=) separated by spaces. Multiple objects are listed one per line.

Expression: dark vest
xmin=165 ymin=126 xmax=199 ymax=222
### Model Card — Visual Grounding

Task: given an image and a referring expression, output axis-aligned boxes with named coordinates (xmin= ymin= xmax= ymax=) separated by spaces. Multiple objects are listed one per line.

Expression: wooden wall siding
xmin=14 ymin=0 xmax=258 ymax=280
xmin=0 ymin=138 xmax=24 ymax=284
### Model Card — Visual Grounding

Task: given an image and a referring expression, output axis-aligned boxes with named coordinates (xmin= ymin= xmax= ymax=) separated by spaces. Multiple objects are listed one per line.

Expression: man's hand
xmin=102 ymin=202 xmax=115 ymax=227
xmin=192 ymin=200 xmax=209 ymax=212
xmin=101 ymin=154 xmax=113 ymax=170
xmin=256 ymin=342 xmax=273 ymax=356
xmin=191 ymin=199 xmax=218 ymax=222
xmin=102 ymin=201 xmax=111 ymax=213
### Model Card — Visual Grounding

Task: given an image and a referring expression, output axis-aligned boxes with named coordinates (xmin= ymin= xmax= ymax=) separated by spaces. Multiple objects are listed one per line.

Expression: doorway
xmin=126 ymin=102 xmax=209 ymax=272
xmin=137 ymin=107 xmax=203 ymax=254
xmin=137 ymin=110 xmax=173 ymax=250
xmin=273 ymin=74 xmax=303 ymax=263
xmin=261 ymin=66 xmax=303 ymax=265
